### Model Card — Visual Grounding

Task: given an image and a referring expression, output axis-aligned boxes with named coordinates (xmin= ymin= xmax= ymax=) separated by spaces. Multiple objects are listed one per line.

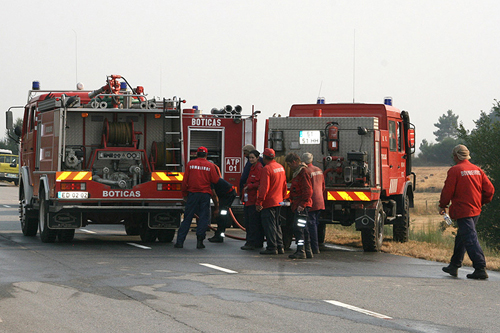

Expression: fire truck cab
xmin=266 ymin=99 xmax=416 ymax=251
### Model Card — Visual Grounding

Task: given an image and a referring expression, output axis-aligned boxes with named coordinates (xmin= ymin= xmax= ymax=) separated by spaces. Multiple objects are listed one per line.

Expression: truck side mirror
xmin=10 ymin=158 xmax=17 ymax=167
xmin=6 ymin=110 xmax=13 ymax=129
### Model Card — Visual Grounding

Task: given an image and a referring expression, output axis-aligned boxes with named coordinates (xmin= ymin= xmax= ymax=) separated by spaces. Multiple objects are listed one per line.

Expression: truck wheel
xmin=58 ymin=229 xmax=75 ymax=242
xmin=140 ymin=224 xmax=158 ymax=243
xmin=39 ymin=192 xmax=57 ymax=243
xmin=14 ymin=179 xmax=19 ymax=186
xmin=125 ymin=225 xmax=141 ymax=236
xmin=361 ymin=204 xmax=385 ymax=252
xmin=393 ymin=195 xmax=410 ymax=242
xmin=157 ymin=229 xmax=176 ymax=243
xmin=20 ymin=185 xmax=38 ymax=236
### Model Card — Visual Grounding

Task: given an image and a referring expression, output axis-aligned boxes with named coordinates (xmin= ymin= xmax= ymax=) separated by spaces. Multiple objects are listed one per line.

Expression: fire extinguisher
xmin=325 ymin=122 xmax=339 ymax=152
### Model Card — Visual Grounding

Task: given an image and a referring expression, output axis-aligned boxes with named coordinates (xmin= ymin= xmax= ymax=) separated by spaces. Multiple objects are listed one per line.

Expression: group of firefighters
xmin=174 ymin=144 xmax=326 ymax=260
xmin=174 ymin=143 xmax=495 ymax=278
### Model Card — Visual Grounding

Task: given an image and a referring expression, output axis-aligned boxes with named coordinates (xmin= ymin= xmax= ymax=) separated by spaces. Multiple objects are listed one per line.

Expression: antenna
xmin=318 ymin=81 xmax=323 ymax=97
xmin=352 ymin=29 xmax=356 ymax=103
xmin=72 ymin=30 xmax=78 ymax=84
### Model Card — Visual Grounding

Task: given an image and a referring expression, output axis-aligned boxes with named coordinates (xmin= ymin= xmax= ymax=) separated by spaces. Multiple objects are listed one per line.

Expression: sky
xmin=1 ymin=0 xmax=499 ymax=152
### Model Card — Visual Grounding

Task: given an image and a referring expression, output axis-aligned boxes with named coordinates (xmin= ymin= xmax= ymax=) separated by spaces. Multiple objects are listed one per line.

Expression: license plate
xmin=57 ymin=192 xmax=88 ymax=199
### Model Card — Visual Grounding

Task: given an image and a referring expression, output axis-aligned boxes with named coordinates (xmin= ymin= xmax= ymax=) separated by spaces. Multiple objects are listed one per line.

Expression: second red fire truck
xmin=266 ymin=98 xmax=416 ymax=251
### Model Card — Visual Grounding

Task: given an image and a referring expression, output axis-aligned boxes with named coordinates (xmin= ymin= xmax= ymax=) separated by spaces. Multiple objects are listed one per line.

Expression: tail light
xmin=157 ymin=183 xmax=182 ymax=191
xmin=60 ymin=182 xmax=86 ymax=191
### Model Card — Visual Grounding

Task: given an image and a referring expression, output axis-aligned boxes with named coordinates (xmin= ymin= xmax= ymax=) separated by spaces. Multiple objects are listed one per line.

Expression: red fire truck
xmin=265 ymin=98 xmax=416 ymax=251
xmin=6 ymin=75 xmax=257 ymax=243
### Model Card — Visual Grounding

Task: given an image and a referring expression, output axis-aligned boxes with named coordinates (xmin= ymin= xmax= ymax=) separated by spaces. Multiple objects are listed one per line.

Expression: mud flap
xmin=149 ymin=211 xmax=181 ymax=229
xmin=49 ymin=212 xmax=82 ymax=229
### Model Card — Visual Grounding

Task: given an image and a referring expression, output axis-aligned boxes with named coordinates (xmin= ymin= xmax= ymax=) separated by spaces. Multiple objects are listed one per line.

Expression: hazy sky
xmin=1 ymin=0 xmax=499 ymax=152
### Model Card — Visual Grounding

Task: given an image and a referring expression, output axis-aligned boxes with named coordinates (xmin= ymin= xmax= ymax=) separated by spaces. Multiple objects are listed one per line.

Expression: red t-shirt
xmin=244 ymin=162 xmax=263 ymax=205
xmin=182 ymin=158 xmax=220 ymax=197
xmin=306 ymin=163 xmax=326 ymax=211
xmin=256 ymin=160 xmax=287 ymax=209
xmin=439 ymin=160 xmax=495 ymax=219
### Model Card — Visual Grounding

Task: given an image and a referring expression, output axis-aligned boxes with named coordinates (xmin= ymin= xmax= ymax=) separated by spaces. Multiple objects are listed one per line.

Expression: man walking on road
xmin=256 ymin=148 xmax=287 ymax=255
xmin=440 ymin=144 xmax=495 ymax=279
xmin=175 ymin=147 xmax=220 ymax=249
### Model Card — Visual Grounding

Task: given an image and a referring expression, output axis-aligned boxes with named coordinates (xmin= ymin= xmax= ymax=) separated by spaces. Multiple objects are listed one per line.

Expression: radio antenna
xmin=318 ymin=81 xmax=323 ymax=97
xmin=352 ymin=29 xmax=356 ymax=103
xmin=72 ymin=30 xmax=78 ymax=85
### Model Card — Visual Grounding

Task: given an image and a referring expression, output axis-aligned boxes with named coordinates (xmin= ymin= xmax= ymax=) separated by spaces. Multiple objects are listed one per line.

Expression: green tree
xmin=458 ymin=100 xmax=500 ymax=249
xmin=414 ymin=110 xmax=460 ymax=166
xmin=433 ymin=110 xmax=459 ymax=142
xmin=0 ymin=118 xmax=22 ymax=155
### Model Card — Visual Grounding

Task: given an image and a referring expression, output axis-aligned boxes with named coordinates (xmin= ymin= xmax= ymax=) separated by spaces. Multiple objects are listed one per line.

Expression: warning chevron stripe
xmin=151 ymin=172 xmax=184 ymax=181
xmin=56 ymin=171 xmax=92 ymax=181
xmin=327 ymin=191 xmax=371 ymax=201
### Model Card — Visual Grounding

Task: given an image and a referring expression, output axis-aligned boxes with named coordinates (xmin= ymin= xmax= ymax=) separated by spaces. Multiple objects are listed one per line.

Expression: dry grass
xmin=324 ymin=166 xmax=500 ymax=271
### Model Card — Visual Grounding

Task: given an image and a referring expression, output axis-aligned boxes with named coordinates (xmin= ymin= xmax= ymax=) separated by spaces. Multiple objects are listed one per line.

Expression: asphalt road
xmin=1 ymin=182 xmax=499 ymax=332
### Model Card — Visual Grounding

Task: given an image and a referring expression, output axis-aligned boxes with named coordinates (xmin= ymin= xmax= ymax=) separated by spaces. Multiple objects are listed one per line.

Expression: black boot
xmin=467 ymin=268 xmax=488 ymax=280
xmin=197 ymin=235 xmax=205 ymax=249
xmin=289 ymin=246 xmax=306 ymax=259
xmin=208 ymin=233 xmax=224 ymax=243
xmin=442 ymin=264 xmax=459 ymax=277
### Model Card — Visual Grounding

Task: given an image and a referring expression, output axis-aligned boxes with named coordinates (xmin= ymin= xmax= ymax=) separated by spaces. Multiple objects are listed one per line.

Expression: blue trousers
xmin=244 ymin=205 xmax=264 ymax=247
xmin=450 ymin=215 xmax=486 ymax=269
xmin=307 ymin=210 xmax=321 ymax=252
xmin=176 ymin=192 xmax=211 ymax=244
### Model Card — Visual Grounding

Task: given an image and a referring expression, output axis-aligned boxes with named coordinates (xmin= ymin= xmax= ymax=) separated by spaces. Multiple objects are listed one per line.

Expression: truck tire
xmin=393 ymin=194 xmax=410 ymax=242
xmin=58 ymin=229 xmax=75 ymax=242
xmin=361 ymin=204 xmax=385 ymax=252
xmin=20 ymin=185 xmax=38 ymax=236
xmin=157 ymin=229 xmax=176 ymax=243
xmin=39 ymin=192 xmax=57 ymax=243
xmin=140 ymin=224 xmax=158 ymax=243
xmin=125 ymin=225 xmax=141 ymax=236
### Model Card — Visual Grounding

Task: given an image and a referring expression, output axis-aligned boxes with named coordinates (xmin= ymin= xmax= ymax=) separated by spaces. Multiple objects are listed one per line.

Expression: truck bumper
xmin=48 ymin=205 xmax=183 ymax=229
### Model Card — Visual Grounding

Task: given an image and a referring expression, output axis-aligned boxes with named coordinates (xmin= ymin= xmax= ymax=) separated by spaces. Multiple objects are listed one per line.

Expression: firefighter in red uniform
xmin=175 ymin=147 xmax=220 ymax=249
xmin=302 ymin=152 xmax=325 ymax=254
xmin=241 ymin=149 xmax=265 ymax=250
xmin=256 ymin=148 xmax=287 ymax=255
xmin=440 ymin=145 xmax=494 ymax=279
xmin=285 ymin=153 xmax=313 ymax=259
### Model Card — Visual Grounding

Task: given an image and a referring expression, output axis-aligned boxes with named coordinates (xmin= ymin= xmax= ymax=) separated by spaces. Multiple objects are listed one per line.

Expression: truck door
xmin=387 ymin=119 xmax=406 ymax=195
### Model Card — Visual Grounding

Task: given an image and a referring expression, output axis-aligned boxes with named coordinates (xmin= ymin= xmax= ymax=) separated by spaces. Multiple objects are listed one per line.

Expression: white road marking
xmin=324 ymin=244 xmax=358 ymax=252
xmin=3 ymin=205 xmax=10 ymax=208
xmin=200 ymin=263 xmax=238 ymax=274
xmin=80 ymin=229 xmax=96 ymax=234
xmin=324 ymin=300 xmax=392 ymax=320
xmin=127 ymin=243 xmax=151 ymax=250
